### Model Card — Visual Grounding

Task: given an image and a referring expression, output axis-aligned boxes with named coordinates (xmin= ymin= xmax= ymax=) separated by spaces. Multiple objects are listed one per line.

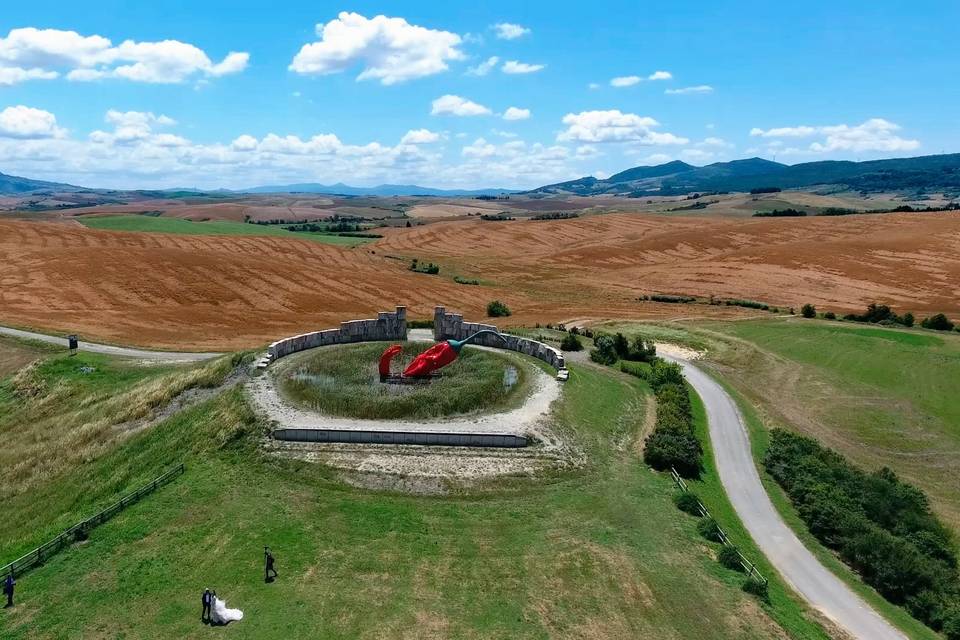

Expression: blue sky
xmin=0 ymin=0 xmax=957 ymax=189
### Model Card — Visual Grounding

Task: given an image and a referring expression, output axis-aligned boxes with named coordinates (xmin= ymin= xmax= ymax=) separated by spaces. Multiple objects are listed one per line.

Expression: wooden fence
xmin=670 ymin=467 xmax=768 ymax=586
xmin=1 ymin=463 xmax=185 ymax=578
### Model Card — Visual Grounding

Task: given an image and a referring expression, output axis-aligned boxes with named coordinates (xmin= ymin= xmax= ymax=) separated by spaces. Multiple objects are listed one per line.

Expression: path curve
xmin=0 ymin=325 xmax=222 ymax=363
xmin=666 ymin=355 xmax=906 ymax=640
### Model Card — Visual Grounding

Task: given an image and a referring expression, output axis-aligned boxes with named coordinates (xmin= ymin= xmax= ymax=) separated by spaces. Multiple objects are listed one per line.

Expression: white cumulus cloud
xmin=400 ymin=128 xmax=441 ymax=144
xmin=0 ymin=27 xmax=248 ymax=84
xmin=289 ymin=12 xmax=464 ymax=85
xmin=0 ymin=105 xmax=66 ymax=139
xmin=752 ymin=118 xmax=919 ymax=153
xmin=502 ymin=60 xmax=545 ymax=74
xmin=648 ymin=70 xmax=672 ymax=80
xmin=503 ymin=107 xmax=530 ymax=121
xmin=430 ymin=95 xmax=491 ymax=117
xmin=665 ymin=85 xmax=714 ymax=95
xmin=610 ymin=75 xmax=641 ymax=87
xmin=466 ymin=56 xmax=499 ymax=77
xmin=557 ymin=109 xmax=688 ymax=145
xmin=492 ymin=23 xmax=530 ymax=40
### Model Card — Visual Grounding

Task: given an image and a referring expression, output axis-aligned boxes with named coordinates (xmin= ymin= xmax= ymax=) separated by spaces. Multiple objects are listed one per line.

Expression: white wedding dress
xmin=211 ymin=596 xmax=244 ymax=624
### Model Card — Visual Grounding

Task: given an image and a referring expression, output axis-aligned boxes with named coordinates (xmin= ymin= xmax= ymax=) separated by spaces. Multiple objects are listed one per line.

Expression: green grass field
xmin=696 ymin=318 xmax=960 ymax=533
xmin=78 ymin=215 xmax=372 ymax=246
xmin=0 ymin=339 xmax=831 ymax=639
xmin=276 ymin=342 xmax=530 ymax=420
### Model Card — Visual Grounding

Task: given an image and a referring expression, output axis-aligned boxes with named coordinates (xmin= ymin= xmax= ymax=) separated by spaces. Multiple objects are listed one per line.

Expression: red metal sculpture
xmin=380 ymin=331 xmax=505 ymax=382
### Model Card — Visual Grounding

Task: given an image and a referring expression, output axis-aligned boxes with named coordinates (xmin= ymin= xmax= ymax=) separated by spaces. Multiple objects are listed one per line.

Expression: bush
xmin=824 ymin=311 xmax=836 ymax=320
xmin=648 ymin=360 xmax=685 ymax=389
xmin=560 ymin=333 xmax=583 ymax=352
xmin=801 ymin=303 xmax=816 ymax=318
xmin=921 ymin=313 xmax=955 ymax=331
xmin=486 ymin=300 xmax=511 ymax=317
xmin=718 ymin=545 xmax=745 ymax=572
xmin=673 ymin=491 xmax=702 ymax=516
xmin=589 ymin=334 xmax=618 ymax=365
xmin=763 ymin=429 xmax=960 ymax=629
xmin=903 ymin=312 xmax=915 ymax=327
xmin=697 ymin=517 xmax=723 ymax=543
xmin=643 ymin=428 xmax=702 ymax=477
xmin=742 ymin=576 xmax=769 ymax=602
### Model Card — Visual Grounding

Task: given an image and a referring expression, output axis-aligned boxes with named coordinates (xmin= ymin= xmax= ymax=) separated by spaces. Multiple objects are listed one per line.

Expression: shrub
xmin=763 ymin=429 xmax=960 ymax=629
xmin=648 ymin=360 xmax=685 ymax=389
xmin=454 ymin=276 xmax=479 ymax=285
xmin=589 ymin=334 xmax=618 ymax=365
xmin=921 ymin=313 xmax=955 ymax=331
xmin=697 ymin=517 xmax=723 ymax=543
xmin=486 ymin=300 xmax=511 ymax=317
xmin=718 ymin=545 xmax=745 ymax=572
xmin=902 ymin=312 xmax=915 ymax=327
xmin=824 ymin=311 xmax=836 ymax=320
xmin=742 ymin=576 xmax=770 ymax=602
xmin=643 ymin=428 xmax=702 ymax=477
xmin=801 ymin=303 xmax=816 ymax=318
xmin=673 ymin=491 xmax=702 ymax=516
xmin=560 ymin=333 xmax=583 ymax=352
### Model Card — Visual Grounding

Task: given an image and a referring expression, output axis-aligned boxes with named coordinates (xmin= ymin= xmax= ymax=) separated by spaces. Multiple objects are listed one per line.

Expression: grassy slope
xmin=78 ymin=215 xmax=371 ymax=246
xmin=699 ymin=318 xmax=960 ymax=531
xmin=593 ymin=319 xmax=955 ymax=639
xmin=0 ymin=357 xmax=813 ymax=639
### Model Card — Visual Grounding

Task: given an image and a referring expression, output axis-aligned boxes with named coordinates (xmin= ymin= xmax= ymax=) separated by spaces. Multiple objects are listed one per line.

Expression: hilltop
xmin=0 ymin=171 xmax=83 ymax=194
xmin=531 ymin=153 xmax=960 ymax=196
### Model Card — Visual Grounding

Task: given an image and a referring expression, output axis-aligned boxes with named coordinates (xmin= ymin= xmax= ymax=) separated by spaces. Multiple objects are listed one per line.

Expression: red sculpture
xmin=380 ymin=331 xmax=505 ymax=381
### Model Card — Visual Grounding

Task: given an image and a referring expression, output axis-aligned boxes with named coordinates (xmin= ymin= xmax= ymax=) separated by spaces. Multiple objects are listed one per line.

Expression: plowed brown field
xmin=2 ymin=211 xmax=958 ymax=349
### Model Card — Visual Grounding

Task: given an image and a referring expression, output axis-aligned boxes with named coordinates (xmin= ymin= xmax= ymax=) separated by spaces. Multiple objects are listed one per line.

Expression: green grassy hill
xmin=0 ymin=341 xmax=830 ymax=639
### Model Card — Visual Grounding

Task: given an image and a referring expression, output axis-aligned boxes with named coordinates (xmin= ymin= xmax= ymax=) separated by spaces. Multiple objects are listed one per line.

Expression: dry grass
xmin=0 ymin=352 xmax=235 ymax=498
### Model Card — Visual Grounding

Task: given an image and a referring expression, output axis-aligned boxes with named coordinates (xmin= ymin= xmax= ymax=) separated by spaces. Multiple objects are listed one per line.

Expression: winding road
xmin=668 ymin=356 xmax=906 ymax=640
xmin=0 ymin=325 xmax=221 ymax=363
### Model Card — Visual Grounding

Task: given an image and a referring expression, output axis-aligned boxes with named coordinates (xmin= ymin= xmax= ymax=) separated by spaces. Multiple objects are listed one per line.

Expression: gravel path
xmin=667 ymin=354 xmax=906 ymax=640
xmin=0 ymin=325 xmax=221 ymax=363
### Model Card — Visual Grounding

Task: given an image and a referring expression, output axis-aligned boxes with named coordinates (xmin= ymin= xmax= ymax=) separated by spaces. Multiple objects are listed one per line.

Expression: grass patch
xmin=0 ymin=358 xmax=820 ymax=639
xmin=276 ymin=342 xmax=530 ymax=420
xmin=697 ymin=317 xmax=960 ymax=531
xmin=78 ymin=215 xmax=372 ymax=246
xmin=716 ymin=379 xmax=943 ymax=640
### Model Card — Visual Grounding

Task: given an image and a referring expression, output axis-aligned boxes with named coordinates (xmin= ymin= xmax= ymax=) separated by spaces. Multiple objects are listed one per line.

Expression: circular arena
xmin=249 ymin=306 xmax=574 ymax=492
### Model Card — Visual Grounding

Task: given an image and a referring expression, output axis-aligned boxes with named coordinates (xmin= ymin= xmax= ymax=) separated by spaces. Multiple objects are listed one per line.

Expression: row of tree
xmin=764 ymin=430 xmax=960 ymax=637
xmin=641 ymin=360 xmax=703 ymax=478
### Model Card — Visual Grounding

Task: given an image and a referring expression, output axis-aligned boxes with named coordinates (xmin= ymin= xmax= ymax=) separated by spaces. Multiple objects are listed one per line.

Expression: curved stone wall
xmin=433 ymin=306 xmax=565 ymax=370
xmin=267 ymin=306 xmax=407 ymax=362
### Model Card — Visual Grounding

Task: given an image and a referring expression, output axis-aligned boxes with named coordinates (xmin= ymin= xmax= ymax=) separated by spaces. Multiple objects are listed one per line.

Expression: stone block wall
xmin=433 ymin=306 xmax=565 ymax=370
xmin=268 ymin=306 xmax=407 ymax=361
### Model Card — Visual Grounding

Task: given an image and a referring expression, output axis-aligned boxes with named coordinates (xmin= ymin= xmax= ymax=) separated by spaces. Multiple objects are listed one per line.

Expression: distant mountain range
xmin=238 ymin=182 xmax=517 ymax=197
xmin=0 ymin=171 xmax=82 ymax=194
xmin=530 ymin=153 xmax=960 ymax=196
xmin=3 ymin=153 xmax=960 ymax=197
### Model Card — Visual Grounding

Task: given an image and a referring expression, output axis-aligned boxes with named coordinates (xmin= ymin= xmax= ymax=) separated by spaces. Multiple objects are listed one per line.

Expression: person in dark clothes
xmin=264 ymin=547 xmax=277 ymax=583
xmin=4 ymin=573 xmax=14 ymax=608
xmin=201 ymin=587 xmax=212 ymax=623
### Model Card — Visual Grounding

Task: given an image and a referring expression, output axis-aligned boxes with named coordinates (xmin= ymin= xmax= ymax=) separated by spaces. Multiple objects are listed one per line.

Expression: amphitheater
xmin=250 ymin=305 xmax=575 ymax=492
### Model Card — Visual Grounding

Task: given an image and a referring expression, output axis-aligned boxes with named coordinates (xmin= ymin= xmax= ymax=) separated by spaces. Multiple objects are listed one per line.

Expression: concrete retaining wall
xmin=433 ymin=306 xmax=565 ymax=370
xmin=273 ymin=428 xmax=528 ymax=448
xmin=268 ymin=306 xmax=407 ymax=361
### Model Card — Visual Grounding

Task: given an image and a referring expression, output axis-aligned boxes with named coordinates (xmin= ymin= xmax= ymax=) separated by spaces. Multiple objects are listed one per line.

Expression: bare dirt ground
xmin=1 ymin=210 xmax=958 ymax=350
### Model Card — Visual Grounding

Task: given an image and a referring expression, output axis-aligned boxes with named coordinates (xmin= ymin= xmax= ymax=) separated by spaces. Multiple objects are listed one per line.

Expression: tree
xmin=801 ymin=303 xmax=817 ymax=318
xmin=902 ymin=312 xmax=915 ymax=327
xmin=486 ymin=300 xmax=511 ymax=317
xmin=589 ymin=334 xmax=618 ymax=365
xmin=560 ymin=333 xmax=583 ymax=352
xmin=921 ymin=313 xmax=954 ymax=331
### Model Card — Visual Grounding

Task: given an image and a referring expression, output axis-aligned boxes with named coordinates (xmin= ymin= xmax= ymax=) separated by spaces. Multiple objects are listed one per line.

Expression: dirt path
xmin=0 ymin=325 xmax=222 ymax=363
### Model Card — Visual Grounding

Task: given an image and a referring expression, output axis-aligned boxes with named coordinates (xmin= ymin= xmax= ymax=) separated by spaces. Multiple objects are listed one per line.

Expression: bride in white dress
xmin=210 ymin=592 xmax=244 ymax=625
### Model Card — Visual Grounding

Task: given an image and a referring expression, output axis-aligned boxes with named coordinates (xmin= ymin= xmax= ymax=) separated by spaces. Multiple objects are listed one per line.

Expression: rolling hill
xmin=0 ymin=171 xmax=83 ymax=194
xmin=532 ymin=153 xmax=960 ymax=196
xmin=240 ymin=182 xmax=517 ymax=196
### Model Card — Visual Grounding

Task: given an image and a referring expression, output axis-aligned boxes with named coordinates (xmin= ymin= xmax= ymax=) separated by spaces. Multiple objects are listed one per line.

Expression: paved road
xmin=0 ymin=325 xmax=221 ymax=363
xmin=667 ymin=356 xmax=906 ymax=640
